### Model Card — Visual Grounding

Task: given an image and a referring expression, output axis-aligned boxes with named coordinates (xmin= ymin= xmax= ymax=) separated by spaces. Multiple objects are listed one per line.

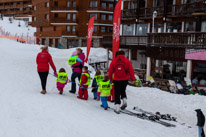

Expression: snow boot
xmin=114 ymin=104 xmax=120 ymax=114
xmin=120 ymin=98 xmax=127 ymax=110
xmin=41 ymin=90 xmax=47 ymax=94
xmin=111 ymin=100 xmax=115 ymax=103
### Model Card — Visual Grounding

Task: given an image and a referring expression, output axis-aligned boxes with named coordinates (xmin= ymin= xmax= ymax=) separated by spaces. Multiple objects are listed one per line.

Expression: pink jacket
xmin=72 ymin=53 xmax=85 ymax=74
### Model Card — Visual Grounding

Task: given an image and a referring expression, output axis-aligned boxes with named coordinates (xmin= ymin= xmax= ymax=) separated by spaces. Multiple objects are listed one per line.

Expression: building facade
xmin=103 ymin=0 xmax=206 ymax=81
xmin=32 ymin=0 xmax=115 ymax=48
xmin=0 ymin=0 xmax=32 ymax=20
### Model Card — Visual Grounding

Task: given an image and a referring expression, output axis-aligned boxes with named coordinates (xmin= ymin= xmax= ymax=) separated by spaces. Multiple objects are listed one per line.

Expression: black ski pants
xmin=38 ymin=71 xmax=49 ymax=91
xmin=113 ymin=80 xmax=128 ymax=105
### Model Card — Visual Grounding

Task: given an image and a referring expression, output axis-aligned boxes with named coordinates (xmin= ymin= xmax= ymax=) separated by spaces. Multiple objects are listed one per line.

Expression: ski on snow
xmin=110 ymin=108 xmax=176 ymax=128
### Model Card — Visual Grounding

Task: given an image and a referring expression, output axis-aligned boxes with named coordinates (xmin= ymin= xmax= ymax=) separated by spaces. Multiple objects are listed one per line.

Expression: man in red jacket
xmin=109 ymin=50 xmax=135 ymax=114
xmin=36 ymin=46 xmax=56 ymax=94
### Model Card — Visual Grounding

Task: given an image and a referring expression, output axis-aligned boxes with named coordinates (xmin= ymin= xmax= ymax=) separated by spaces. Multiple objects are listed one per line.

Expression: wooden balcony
xmin=50 ymin=18 xmax=78 ymax=24
xmin=122 ymin=0 xmax=206 ymax=19
xmin=50 ymin=6 xmax=78 ymax=11
xmin=62 ymin=31 xmax=78 ymax=36
xmin=147 ymin=32 xmax=206 ymax=49
xmin=102 ymin=36 xmax=147 ymax=48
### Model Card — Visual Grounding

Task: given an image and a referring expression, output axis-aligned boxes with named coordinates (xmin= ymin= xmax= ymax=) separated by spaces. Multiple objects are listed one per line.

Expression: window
xmin=67 ymin=13 xmax=71 ymax=20
xmin=68 ymin=40 xmax=71 ymax=48
xmin=109 ymin=3 xmax=113 ymax=9
xmin=108 ymin=27 xmax=113 ymax=32
xmin=45 ymin=14 xmax=49 ymax=20
xmin=108 ymin=15 xmax=113 ymax=21
xmin=76 ymin=40 xmax=79 ymax=47
xmin=101 ymin=2 xmax=106 ymax=8
xmin=54 ymin=13 xmax=58 ymax=18
xmin=90 ymin=14 xmax=97 ymax=20
xmin=72 ymin=40 xmax=75 ymax=47
xmin=185 ymin=22 xmax=196 ymax=32
xmin=67 ymin=1 xmax=70 ymax=7
xmin=136 ymin=24 xmax=148 ymax=35
xmin=131 ymin=49 xmax=137 ymax=60
xmin=33 ymin=17 xmax=36 ymax=21
xmin=72 ymin=26 xmax=76 ymax=32
xmin=93 ymin=26 xmax=97 ymax=32
xmin=54 ymin=1 xmax=58 ymax=6
xmin=54 ymin=26 xmax=56 ymax=31
xmin=72 ymin=14 xmax=76 ymax=21
xmin=82 ymin=40 xmax=86 ymax=47
xmin=67 ymin=26 xmax=70 ymax=32
xmin=90 ymin=1 xmax=97 ymax=7
xmin=101 ymin=27 xmax=106 ymax=32
xmin=34 ymin=6 xmax=36 ymax=10
xmin=72 ymin=1 xmax=76 ymax=7
xmin=167 ymin=22 xmax=182 ymax=32
xmin=123 ymin=24 xmax=134 ymax=36
xmin=45 ymin=2 xmax=49 ymax=7
xmin=101 ymin=14 xmax=106 ymax=20
xmin=201 ymin=21 xmax=206 ymax=32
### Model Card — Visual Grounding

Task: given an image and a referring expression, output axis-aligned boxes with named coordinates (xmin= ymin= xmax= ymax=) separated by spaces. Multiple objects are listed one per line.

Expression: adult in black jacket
xmin=195 ymin=109 xmax=205 ymax=137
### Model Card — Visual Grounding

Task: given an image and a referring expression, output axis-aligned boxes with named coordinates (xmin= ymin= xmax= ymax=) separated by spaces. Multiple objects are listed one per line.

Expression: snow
xmin=0 ymin=17 xmax=36 ymax=37
xmin=0 ymin=38 xmax=205 ymax=137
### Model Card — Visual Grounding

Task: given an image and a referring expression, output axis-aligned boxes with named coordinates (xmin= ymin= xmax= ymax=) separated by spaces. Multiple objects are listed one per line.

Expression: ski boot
xmin=120 ymin=98 xmax=127 ymax=110
xmin=41 ymin=90 xmax=47 ymax=94
xmin=114 ymin=104 xmax=120 ymax=114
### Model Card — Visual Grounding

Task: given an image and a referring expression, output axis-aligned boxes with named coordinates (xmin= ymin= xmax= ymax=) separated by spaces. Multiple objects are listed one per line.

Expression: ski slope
xmin=0 ymin=17 xmax=36 ymax=36
xmin=0 ymin=38 xmax=205 ymax=137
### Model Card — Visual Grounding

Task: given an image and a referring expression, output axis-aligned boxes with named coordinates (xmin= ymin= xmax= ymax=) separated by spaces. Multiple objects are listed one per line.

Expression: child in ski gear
xmin=68 ymin=51 xmax=83 ymax=66
xmin=54 ymin=68 xmax=68 ymax=94
xmin=109 ymin=50 xmax=135 ymax=114
xmin=97 ymin=75 xmax=112 ymax=110
xmin=69 ymin=48 xmax=85 ymax=94
xmin=77 ymin=66 xmax=91 ymax=100
xmin=36 ymin=46 xmax=56 ymax=94
xmin=91 ymin=70 xmax=104 ymax=100
xmin=107 ymin=74 xmax=115 ymax=102
xmin=195 ymin=109 xmax=205 ymax=137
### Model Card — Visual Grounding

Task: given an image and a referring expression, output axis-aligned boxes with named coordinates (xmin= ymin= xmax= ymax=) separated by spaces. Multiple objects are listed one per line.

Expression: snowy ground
xmin=0 ymin=38 xmax=205 ymax=137
xmin=0 ymin=17 xmax=36 ymax=36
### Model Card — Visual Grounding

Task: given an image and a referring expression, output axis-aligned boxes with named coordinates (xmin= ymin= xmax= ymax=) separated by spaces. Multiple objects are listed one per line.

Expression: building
xmin=103 ymin=0 xmax=206 ymax=81
xmin=32 ymin=0 xmax=115 ymax=48
xmin=0 ymin=0 xmax=32 ymax=21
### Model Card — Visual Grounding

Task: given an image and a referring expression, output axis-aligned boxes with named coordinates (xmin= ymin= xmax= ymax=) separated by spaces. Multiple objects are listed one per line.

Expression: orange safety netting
xmin=0 ymin=36 xmax=26 ymax=43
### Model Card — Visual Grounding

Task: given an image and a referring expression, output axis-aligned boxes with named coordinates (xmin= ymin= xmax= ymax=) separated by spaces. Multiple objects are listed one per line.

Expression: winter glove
xmin=131 ymin=81 xmax=135 ymax=85
xmin=110 ymin=80 xmax=113 ymax=85
xmin=54 ymin=72 xmax=58 ymax=76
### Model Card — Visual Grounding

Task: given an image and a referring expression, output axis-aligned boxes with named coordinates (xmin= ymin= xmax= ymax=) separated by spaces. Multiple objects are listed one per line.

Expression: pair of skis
xmin=110 ymin=107 xmax=176 ymax=127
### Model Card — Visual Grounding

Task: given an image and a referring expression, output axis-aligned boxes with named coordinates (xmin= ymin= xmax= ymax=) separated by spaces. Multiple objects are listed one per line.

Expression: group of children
xmin=53 ymin=51 xmax=115 ymax=110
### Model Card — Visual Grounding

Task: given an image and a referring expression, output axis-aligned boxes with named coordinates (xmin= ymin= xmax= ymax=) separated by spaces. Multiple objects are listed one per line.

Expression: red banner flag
xmin=113 ymin=0 xmax=122 ymax=59
xmin=85 ymin=16 xmax=95 ymax=63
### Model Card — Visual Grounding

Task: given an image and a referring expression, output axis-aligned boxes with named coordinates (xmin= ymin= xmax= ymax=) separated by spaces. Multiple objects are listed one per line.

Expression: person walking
xmin=69 ymin=48 xmax=85 ymax=94
xmin=195 ymin=109 xmax=205 ymax=137
xmin=36 ymin=46 xmax=56 ymax=94
xmin=109 ymin=50 xmax=135 ymax=114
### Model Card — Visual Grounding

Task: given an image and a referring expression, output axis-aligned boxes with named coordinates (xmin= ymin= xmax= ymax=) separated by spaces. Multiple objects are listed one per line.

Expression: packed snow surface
xmin=0 ymin=17 xmax=36 ymax=36
xmin=0 ymin=38 xmax=205 ymax=137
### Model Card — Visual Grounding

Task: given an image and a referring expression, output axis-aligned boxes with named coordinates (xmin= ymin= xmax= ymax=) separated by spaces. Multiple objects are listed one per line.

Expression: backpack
xmin=113 ymin=57 xmax=128 ymax=79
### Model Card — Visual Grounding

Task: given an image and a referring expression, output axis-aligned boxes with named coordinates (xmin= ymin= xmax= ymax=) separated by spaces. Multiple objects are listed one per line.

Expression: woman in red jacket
xmin=36 ymin=46 xmax=56 ymax=94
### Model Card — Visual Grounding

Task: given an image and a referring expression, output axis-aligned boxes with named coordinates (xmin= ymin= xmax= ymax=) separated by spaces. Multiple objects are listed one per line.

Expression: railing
xmin=50 ymin=18 xmax=78 ymax=23
xmin=62 ymin=31 xmax=77 ymax=36
xmin=148 ymin=32 xmax=206 ymax=48
xmin=122 ymin=0 xmax=206 ymax=19
xmin=50 ymin=6 xmax=78 ymax=11
xmin=102 ymin=36 xmax=147 ymax=48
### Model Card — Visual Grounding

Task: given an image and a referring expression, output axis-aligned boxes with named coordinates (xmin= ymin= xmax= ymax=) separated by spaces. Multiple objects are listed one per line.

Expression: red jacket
xmin=80 ymin=72 xmax=89 ymax=87
xmin=109 ymin=55 xmax=135 ymax=81
xmin=36 ymin=50 xmax=56 ymax=72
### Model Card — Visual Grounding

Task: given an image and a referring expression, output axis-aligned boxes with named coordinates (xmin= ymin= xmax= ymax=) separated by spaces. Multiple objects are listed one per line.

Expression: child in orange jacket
xmin=77 ymin=66 xmax=91 ymax=100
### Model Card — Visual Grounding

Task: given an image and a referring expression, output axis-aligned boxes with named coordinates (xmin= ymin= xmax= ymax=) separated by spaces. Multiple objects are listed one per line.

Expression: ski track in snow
xmin=0 ymin=38 xmax=204 ymax=137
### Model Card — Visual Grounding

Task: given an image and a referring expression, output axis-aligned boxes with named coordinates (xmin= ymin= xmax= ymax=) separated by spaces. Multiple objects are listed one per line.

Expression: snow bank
xmin=0 ymin=38 xmax=204 ymax=137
